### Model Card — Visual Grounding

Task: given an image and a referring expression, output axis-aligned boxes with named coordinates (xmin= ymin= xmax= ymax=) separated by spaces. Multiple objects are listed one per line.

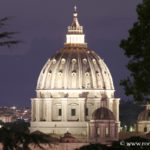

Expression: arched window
xmin=72 ymin=58 xmax=77 ymax=64
xmin=92 ymin=59 xmax=96 ymax=64
xmin=52 ymin=59 xmax=56 ymax=64
xmin=83 ymin=58 xmax=87 ymax=64
xmin=61 ymin=58 xmax=66 ymax=64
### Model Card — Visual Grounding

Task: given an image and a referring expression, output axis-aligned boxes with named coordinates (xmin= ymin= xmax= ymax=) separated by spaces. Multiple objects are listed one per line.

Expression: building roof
xmin=60 ymin=131 xmax=78 ymax=143
xmin=138 ymin=110 xmax=150 ymax=121
xmin=92 ymin=107 xmax=115 ymax=120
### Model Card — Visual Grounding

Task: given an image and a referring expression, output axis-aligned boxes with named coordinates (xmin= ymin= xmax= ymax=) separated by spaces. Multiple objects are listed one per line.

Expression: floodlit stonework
xmin=30 ymin=7 xmax=120 ymax=143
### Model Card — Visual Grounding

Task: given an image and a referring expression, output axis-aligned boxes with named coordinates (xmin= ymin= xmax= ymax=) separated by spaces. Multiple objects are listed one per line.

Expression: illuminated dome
xmin=30 ymin=6 xmax=120 ymax=136
xmin=36 ymin=7 xmax=114 ymax=92
xmin=37 ymin=47 xmax=114 ymax=90
xmin=138 ymin=110 xmax=150 ymax=121
xmin=137 ymin=105 xmax=150 ymax=133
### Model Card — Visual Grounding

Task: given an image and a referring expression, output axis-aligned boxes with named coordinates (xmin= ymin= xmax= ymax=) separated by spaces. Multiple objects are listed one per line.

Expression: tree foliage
xmin=76 ymin=144 xmax=108 ymax=150
xmin=0 ymin=17 xmax=20 ymax=47
xmin=120 ymin=0 xmax=150 ymax=102
xmin=0 ymin=121 xmax=51 ymax=150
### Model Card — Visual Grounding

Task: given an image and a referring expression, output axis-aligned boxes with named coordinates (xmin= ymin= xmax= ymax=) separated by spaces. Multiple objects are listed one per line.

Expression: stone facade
xmin=30 ymin=7 xmax=120 ymax=143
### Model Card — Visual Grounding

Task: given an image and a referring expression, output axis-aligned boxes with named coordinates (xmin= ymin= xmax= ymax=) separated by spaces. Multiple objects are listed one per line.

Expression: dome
xmin=36 ymin=47 xmax=114 ymax=90
xmin=138 ymin=110 xmax=150 ymax=121
xmin=36 ymin=7 xmax=114 ymax=91
xmin=92 ymin=107 xmax=115 ymax=120
xmin=30 ymin=7 xmax=120 ymax=136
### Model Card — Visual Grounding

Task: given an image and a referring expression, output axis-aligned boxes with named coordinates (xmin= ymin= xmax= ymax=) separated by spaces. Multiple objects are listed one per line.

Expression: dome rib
xmin=77 ymin=48 xmax=82 ymax=89
xmin=92 ymin=52 xmax=106 ymax=89
xmin=51 ymin=51 xmax=64 ymax=89
xmin=86 ymin=51 xmax=97 ymax=89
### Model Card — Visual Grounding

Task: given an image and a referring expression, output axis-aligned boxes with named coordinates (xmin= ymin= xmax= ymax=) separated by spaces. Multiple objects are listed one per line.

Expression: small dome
xmin=60 ymin=132 xmax=77 ymax=143
xmin=138 ymin=110 xmax=150 ymax=121
xmin=92 ymin=107 xmax=115 ymax=120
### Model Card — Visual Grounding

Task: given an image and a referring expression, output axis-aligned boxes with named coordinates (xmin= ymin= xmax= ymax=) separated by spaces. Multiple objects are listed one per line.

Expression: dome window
xmin=97 ymin=73 xmax=100 ymax=76
xmin=72 ymin=59 xmax=77 ymax=64
xmin=58 ymin=71 xmax=63 ymax=76
xmin=83 ymin=58 xmax=87 ymax=64
xmin=52 ymin=59 xmax=56 ymax=64
xmin=92 ymin=59 xmax=96 ymax=64
xmin=85 ymin=72 xmax=90 ymax=76
xmin=72 ymin=72 xmax=76 ymax=76
xmin=61 ymin=58 xmax=66 ymax=64
xmin=49 ymin=70 xmax=52 ymax=73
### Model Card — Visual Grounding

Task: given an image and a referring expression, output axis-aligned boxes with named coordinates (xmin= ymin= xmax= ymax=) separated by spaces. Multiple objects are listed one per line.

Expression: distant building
xmin=0 ymin=114 xmax=14 ymax=123
xmin=136 ymin=104 xmax=150 ymax=133
xmin=30 ymin=6 xmax=120 ymax=144
xmin=0 ymin=106 xmax=31 ymax=123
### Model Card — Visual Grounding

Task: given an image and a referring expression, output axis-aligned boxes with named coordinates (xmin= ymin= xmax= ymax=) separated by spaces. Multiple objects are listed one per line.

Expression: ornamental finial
xmin=73 ymin=5 xmax=78 ymax=18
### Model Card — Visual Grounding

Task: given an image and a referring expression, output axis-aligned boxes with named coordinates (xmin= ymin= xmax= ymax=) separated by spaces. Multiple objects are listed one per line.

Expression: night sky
xmin=0 ymin=0 xmax=142 ymax=106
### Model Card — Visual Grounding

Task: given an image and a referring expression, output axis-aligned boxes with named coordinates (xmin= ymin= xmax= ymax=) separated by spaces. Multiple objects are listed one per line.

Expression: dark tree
xmin=0 ymin=17 xmax=20 ymax=47
xmin=0 ymin=121 xmax=52 ymax=150
xmin=77 ymin=144 xmax=108 ymax=150
xmin=120 ymin=0 xmax=150 ymax=102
